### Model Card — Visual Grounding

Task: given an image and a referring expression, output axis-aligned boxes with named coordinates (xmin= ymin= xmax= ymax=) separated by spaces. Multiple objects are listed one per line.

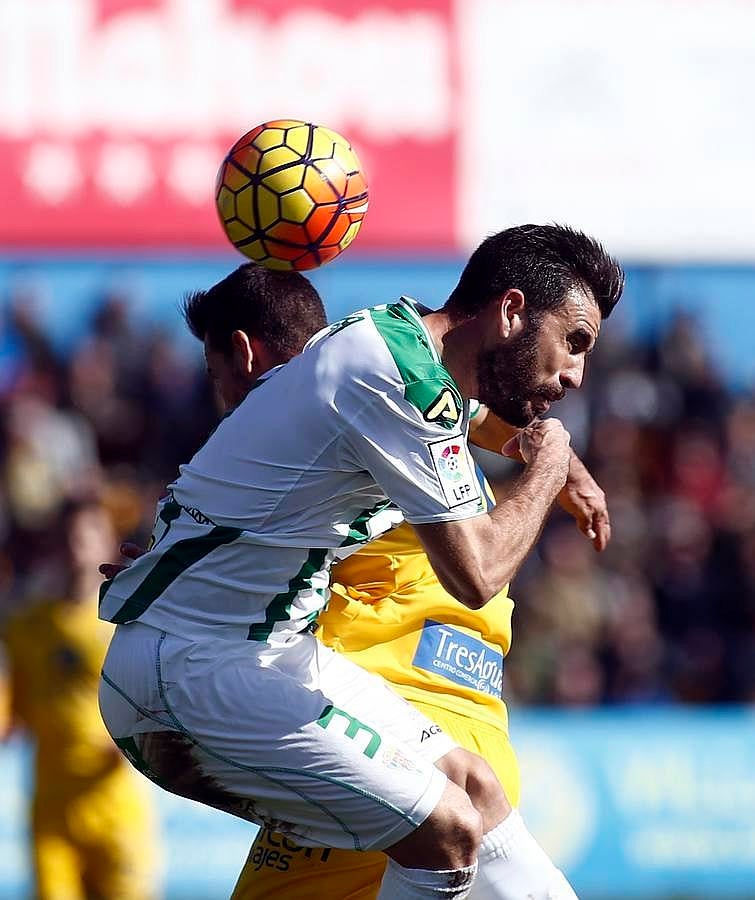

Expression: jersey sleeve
xmin=341 ymin=380 xmax=486 ymax=525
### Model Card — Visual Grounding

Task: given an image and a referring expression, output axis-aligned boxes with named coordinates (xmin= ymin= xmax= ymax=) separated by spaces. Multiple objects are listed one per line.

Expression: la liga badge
xmin=429 ymin=437 xmax=481 ymax=509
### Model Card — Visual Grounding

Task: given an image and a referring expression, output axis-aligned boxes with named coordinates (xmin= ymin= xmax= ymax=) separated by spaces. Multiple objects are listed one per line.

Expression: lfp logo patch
xmin=413 ymin=621 xmax=504 ymax=698
xmin=437 ymin=444 xmax=464 ymax=481
xmin=428 ymin=436 xmax=481 ymax=509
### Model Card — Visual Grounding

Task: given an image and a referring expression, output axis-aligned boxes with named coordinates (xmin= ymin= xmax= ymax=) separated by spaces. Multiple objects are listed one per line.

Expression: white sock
xmin=469 ymin=810 xmax=578 ymax=900
xmin=377 ymin=858 xmax=478 ymax=899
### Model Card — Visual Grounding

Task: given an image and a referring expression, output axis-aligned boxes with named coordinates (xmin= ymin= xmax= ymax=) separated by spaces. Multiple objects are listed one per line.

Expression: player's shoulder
xmin=315 ymin=297 xmax=463 ymax=429
xmin=309 ymin=297 xmax=434 ymax=365
xmin=367 ymin=296 xmax=441 ymax=374
xmin=373 ymin=298 xmax=462 ymax=429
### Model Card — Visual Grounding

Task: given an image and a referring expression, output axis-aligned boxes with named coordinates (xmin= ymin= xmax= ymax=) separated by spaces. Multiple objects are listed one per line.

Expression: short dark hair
xmin=445 ymin=224 xmax=624 ymax=320
xmin=182 ymin=264 xmax=327 ymax=360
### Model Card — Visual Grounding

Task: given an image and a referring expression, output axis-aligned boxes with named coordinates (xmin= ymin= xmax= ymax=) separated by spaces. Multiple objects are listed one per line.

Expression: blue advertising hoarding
xmin=2 ymin=708 xmax=755 ymax=898
xmin=512 ymin=708 xmax=755 ymax=898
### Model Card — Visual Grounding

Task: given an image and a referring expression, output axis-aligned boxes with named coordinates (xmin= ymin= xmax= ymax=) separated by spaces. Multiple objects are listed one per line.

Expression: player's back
xmin=99 ymin=299 xmax=483 ymax=646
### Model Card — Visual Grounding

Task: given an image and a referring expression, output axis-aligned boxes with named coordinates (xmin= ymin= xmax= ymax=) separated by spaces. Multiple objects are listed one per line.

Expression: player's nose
xmin=560 ymin=357 xmax=585 ymax=390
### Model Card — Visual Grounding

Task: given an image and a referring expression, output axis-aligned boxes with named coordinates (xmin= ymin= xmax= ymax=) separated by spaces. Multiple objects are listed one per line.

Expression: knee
xmin=435 ymin=787 xmax=483 ymax=864
xmin=437 ymin=749 xmax=512 ymax=829
xmin=389 ymin=781 xmax=482 ymax=870
xmin=438 ymin=749 xmax=508 ymax=805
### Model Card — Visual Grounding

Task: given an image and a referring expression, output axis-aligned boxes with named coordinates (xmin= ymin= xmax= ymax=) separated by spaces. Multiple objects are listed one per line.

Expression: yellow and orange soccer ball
xmin=215 ymin=119 xmax=368 ymax=271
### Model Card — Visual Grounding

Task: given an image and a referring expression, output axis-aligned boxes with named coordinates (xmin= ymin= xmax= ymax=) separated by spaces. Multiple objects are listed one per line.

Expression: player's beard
xmin=476 ymin=322 xmax=564 ymax=427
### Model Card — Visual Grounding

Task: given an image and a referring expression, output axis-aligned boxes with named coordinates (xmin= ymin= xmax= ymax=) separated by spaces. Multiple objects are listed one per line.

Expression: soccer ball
xmin=215 ymin=119 xmax=369 ymax=271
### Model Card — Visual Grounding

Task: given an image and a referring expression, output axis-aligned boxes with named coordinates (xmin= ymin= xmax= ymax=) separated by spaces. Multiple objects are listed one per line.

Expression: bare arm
xmin=413 ymin=418 xmax=571 ymax=609
xmin=469 ymin=406 xmax=610 ymax=551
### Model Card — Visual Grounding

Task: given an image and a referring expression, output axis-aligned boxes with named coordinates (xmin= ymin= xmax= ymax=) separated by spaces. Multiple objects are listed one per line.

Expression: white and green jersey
xmin=98 ymin=298 xmax=485 ymax=645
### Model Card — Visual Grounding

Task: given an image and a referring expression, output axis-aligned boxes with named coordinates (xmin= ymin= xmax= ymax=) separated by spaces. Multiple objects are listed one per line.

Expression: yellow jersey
xmin=3 ymin=592 xmax=159 ymax=900
xmin=319 ymin=518 xmax=514 ymax=732
xmin=4 ymin=594 xmax=138 ymax=792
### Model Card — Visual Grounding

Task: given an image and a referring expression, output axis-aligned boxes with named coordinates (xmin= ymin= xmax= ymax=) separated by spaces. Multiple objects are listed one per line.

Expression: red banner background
xmin=0 ymin=0 xmax=457 ymax=250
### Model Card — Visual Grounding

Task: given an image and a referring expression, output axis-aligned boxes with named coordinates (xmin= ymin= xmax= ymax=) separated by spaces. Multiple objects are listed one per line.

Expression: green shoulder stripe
xmin=109 ymin=526 xmax=243 ymax=624
xmin=370 ymin=303 xmax=462 ymax=430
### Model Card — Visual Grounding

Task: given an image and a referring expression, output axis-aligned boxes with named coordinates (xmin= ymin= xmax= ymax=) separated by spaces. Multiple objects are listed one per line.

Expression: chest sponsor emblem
xmin=381 ymin=744 xmax=422 ymax=773
xmin=428 ymin=436 xmax=481 ymax=509
xmin=413 ymin=620 xmax=504 ymax=698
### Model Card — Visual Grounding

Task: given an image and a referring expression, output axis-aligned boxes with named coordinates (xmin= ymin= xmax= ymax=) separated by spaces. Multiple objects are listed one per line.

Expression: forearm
xmin=564 ymin=446 xmax=588 ymax=480
xmin=419 ymin=459 xmax=566 ymax=608
xmin=472 ymin=461 xmax=566 ymax=602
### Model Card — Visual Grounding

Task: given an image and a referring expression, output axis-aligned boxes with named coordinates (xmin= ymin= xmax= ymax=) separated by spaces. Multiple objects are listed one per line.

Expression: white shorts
xmin=99 ymin=623 xmax=456 ymax=852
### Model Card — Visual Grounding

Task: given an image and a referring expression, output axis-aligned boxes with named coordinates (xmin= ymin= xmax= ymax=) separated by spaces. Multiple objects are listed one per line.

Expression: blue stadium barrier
xmin=2 ymin=707 xmax=755 ymax=898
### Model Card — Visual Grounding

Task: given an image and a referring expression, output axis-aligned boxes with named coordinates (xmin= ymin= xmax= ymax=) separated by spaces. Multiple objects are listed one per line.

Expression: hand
xmin=557 ymin=453 xmax=611 ymax=552
xmin=98 ymin=542 xmax=146 ymax=580
xmin=502 ymin=418 xmax=571 ymax=481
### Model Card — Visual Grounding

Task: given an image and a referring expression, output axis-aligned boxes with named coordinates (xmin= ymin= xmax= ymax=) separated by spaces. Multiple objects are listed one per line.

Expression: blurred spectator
xmin=0 ymin=496 xmax=160 ymax=900
xmin=0 ymin=281 xmax=61 ymax=400
xmin=3 ymin=395 xmax=99 ymax=531
xmin=655 ymin=311 xmax=729 ymax=422
xmin=68 ymin=334 xmax=148 ymax=467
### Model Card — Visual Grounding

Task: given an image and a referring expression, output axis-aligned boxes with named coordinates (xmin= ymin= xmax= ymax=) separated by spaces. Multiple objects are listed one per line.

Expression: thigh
xmin=75 ymin=771 xmax=160 ymax=900
xmin=33 ymin=830 xmax=84 ymax=900
xmin=100 ymin=625 xmax=451 ymax=852
xmin=229 ymin=700 xmax=518 ymax=900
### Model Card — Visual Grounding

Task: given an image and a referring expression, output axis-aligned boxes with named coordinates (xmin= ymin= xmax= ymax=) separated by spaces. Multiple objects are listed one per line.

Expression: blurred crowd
xmin=0 ymin=287 xmax=217 ymax=611
xmin=506 ymin=312 xmax=755 ymax=707
xmin=1 ymin=279 xmax=754 ymax=713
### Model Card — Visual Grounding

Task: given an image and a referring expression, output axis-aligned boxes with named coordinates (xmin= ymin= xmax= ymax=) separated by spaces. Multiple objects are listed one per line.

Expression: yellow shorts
xmin=31 ymin=765 xmax=158 ymax=900
xmin=231 ymin=700 xmax=520 ymax=900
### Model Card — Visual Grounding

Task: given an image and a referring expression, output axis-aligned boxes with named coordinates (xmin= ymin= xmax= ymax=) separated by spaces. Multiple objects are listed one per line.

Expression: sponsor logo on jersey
xmin=420 ymin=723 xmax=443 ymax=742
xmin=250 ymin=827 xmax=332 ymax=873
xmin=436 ymin=443 xmax=464 ymax=481
xmin=182 ymin=504 xmax=214 ymax=526
xmin=381 ymin=744 xmax=422 ymax=773
xmin=423 ymin=387 xmax=461 ymax=425
xmin=413 ymin=620 xmax=504 ymax=697
xmin=428 ymin=436 xmax=481 ymax=508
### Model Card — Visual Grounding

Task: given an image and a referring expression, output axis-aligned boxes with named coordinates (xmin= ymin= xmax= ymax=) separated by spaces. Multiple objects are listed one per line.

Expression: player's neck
xmin=421 ymin=310 xmax=451 ymax=359
xmin=422 ymin=311 xmax=478 ymax=400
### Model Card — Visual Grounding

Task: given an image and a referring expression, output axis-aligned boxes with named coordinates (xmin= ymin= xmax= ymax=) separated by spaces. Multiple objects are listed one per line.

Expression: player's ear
xmin=230 ymin=330 xmax=254 ymax=375
xmin=498 ymin=288 xmax=526 ymax=339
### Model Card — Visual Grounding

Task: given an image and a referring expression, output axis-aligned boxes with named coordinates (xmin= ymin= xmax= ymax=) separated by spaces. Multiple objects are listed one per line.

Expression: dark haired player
xmin=99 ymin=226 xmax=623 ymax=899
